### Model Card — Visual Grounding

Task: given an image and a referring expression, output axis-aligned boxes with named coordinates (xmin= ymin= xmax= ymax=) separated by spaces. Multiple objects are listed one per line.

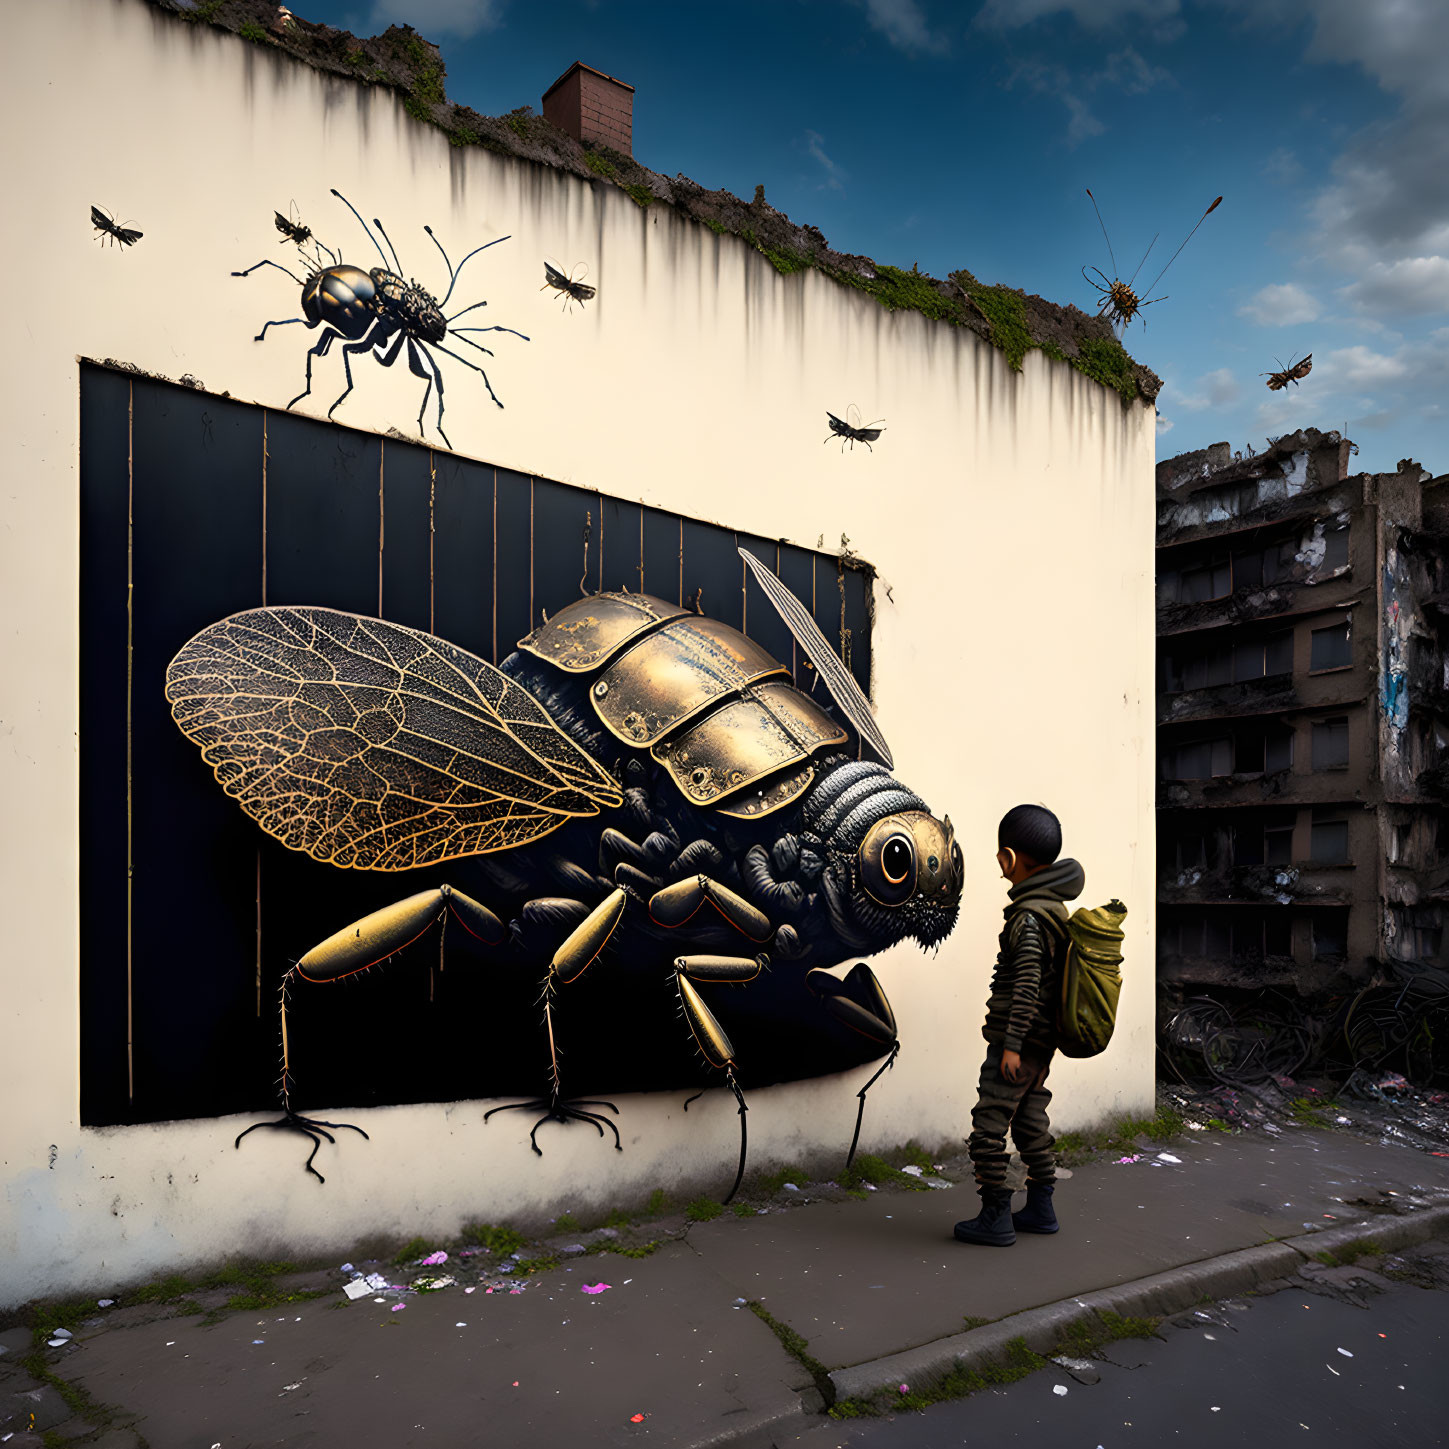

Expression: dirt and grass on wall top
xmin=148 ymin=0 xmax=1161 ymax=405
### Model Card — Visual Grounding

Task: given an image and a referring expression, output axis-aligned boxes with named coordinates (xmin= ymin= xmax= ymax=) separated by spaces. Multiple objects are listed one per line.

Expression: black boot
xmin=954 ymin=1189 xmax=1016 ymax=1246
xmin=1012 ymin=1181 xmax=1059 ymax=1234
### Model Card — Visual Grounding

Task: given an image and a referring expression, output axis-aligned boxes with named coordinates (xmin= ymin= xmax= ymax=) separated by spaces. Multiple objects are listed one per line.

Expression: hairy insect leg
xmin=806 ymin=964 xmax=900 ymax=1168
xmin=483 ymin=889 xmax=628 ymax=1155
xmin=236 ymin=886 xmax=504 ymax=1181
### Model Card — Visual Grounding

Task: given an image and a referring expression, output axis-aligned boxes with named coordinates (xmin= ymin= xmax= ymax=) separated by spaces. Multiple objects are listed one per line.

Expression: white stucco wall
xmin=0 ymin=0 xmax=1157 ymax=1307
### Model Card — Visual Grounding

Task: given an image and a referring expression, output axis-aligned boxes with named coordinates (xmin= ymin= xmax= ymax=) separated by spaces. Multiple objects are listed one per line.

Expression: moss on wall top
xmin=149 ymin=0 xmax=1161 ymax=406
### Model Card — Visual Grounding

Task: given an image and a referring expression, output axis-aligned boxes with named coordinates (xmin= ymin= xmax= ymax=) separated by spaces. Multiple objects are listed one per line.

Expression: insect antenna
xmin=1140 ymin=195 xmax=1222 ymax=299
xmin=1127 ymin=233 xmax=1159 ymax=286
xmin=1085 ymin=188 xmax=1119 ymax=279
xmin=330 ymin=188 xmax=390 ymax=268
xmin=445 ymin=299 xmax=489 ymax=325
xmin=372 ymin=216 xmax=405 ymax=275
xmin=232 ymin=258 xmax=309 ymax=285
xmin=437 ymin=233 xmax=512 ymax=308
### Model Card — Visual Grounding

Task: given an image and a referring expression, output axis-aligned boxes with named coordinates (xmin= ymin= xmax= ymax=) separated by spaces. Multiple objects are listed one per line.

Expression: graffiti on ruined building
xmin=1082 ymin=189 xmax=1221 ymax=331
xmin=91 ymin=205 xmax=143 ymax=249
xmin=541 ymin=261 xmax=596 ymax=311
xmin=825 ymin=406 xmax=886 ymax=453
xmin=232 ymin=190 xmax=529 ymax=448
xmin=163 ymin=558 xmax=960 ymax=1198
xmin=1262 ymin=353 xmax=1313 ymax=391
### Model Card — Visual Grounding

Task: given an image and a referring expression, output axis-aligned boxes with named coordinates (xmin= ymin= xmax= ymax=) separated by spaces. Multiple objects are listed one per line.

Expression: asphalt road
xmin=782 ymin=1247 xmax=1449 ymax=1448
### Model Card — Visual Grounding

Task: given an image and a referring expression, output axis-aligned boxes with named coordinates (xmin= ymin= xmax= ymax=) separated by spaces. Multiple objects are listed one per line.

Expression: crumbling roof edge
xmin=144 ymin=0 xmax=1162 ymax=408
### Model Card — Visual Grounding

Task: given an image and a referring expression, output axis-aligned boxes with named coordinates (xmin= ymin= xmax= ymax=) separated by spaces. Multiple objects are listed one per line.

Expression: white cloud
xmin=1315 ymin=345 xmax=1410 ymax=390
xmin=975 ymin=0 xmax=1182 ymax=32
xmin=1007 ymin=62 xmax=1103 ymax=148
xmin=1261 ymin=147 xmax=1303 ymax=186
xmin=1339 ymin=257 xmax=1449 ymax=317
xmin=1156 ymin=413 xmax=1175 ymax=435
xmin=1098 ymin=44 xmax=1174 ymax=93
xmin=1172 ymin=367 xmax=1242 ymax=412
xmin=1237 ymin=283 xmax=1322 ymax=326
xmin=366 ymin=0 xmax=501 ymax=39
xmin=804 ymin=130 xmax=848 ymax=192
xmin=858 ymin=0 xmax=947 ymax=53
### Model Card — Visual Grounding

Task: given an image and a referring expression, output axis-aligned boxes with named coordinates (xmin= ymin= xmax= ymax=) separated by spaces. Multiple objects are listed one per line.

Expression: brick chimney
xmin=543 ymin=61 xmax=634 ymax=158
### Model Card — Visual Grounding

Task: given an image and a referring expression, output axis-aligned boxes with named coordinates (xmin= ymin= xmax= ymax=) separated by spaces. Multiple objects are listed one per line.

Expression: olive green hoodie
xmin=983 ymin=858 xmax=1086 ymax=1055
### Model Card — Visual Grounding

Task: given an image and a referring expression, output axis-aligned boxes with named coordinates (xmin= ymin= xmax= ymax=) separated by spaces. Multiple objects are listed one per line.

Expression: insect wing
xmin=90 ymin=204 xmax=110 ymax=231
xmin=1292 ymin=354 xmax=1313 ymax=381
xmin=738 ymin=549 xmax=894 ymax=769
xmin=274 ymin=210 xmax=293 ymax=237
xmin=825 ymin=411 xmax=851 ymax=439
xmin=166 ymin=606 xmax=623 ymax=870
xmin=543 ymin=262 xmax=569 ymax=290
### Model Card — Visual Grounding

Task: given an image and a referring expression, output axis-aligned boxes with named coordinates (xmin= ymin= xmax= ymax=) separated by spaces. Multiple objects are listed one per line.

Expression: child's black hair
xmin=998 ymin=804 xmax=1062 ymax=866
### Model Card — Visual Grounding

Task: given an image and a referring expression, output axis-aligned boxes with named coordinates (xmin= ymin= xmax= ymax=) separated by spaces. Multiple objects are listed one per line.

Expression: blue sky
xmin=300 ymin=0 xmax=1448 ymax=477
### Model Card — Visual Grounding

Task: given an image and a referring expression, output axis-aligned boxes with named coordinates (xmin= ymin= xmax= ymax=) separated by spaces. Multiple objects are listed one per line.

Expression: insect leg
xmin=402 ymin=337 xmax=435 ymax=442
xmin=253 ymin=317 xmax=310 ymax=344
xmin=235 ymin=886 xmax=505 ymax=1182
xmin=674 ymin=957 xmax=765 ymax=1203
xmin=430 ymin=340 xmax=506 ymax=410
xmin=649 ymin=876 xmax=772 ymax=941
xmin=232 ymin=258 xmax=309 ymax=286
xmin=410 ymin=341 xmax=452 ymax=450
xmin=322 ymin=326 xmax=398 ymax=419
xmin=806 ymin=963 xmax=901 ymax=1168
xmin=484 ymin=889 xmax=627 ymax=1154
xmin=287 ymin=328 xmax=344 ymax=411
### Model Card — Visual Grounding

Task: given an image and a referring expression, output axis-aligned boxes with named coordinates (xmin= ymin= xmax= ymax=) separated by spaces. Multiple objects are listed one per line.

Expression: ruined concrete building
xmin=1157 ymin=429 xmax=1449 ymax=1001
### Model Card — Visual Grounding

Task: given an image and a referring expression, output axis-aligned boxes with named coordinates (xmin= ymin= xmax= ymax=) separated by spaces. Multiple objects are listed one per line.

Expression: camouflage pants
xmin=967 ymin=1043 xmax=1055 ymax=1189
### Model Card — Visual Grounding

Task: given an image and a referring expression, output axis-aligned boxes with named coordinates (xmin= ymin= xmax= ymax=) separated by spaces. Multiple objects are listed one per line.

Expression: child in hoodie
xmin=955 ymin=803 xmax=1084 ymax=1247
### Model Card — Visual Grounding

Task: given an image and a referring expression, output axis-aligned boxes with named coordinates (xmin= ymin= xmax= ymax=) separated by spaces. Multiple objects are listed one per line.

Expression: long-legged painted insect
xmin=164 ymin=553 xmax=960 ymax=1196
xmin=232 ymin=190 xmax=530 ymax=449
xmin=273 ymin=201 xmax=314 ymax=250
xmin=1082 ymin=191 xmax=1221 ymax=330
xmin=825 ymin=405 xmax=885 ymax=453
xmin=542 ymin=260 xmax=596 ymax=312
xmin=92 ymin=204 xmax=142 ymax=248
xmin=1262 ymin=353 xmax=1312 ymax=391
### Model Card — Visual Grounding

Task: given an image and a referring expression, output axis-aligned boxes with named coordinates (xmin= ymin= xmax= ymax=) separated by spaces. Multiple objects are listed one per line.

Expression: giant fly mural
xmin=163 ymin=554 xmax=961 ymax=1198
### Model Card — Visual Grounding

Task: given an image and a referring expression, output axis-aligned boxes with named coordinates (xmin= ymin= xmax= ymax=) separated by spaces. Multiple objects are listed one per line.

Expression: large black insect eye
xmin=860 ymin=820 xmax=919 ymax=907
xmin=882 ymin=835 xmax=914 ymax=885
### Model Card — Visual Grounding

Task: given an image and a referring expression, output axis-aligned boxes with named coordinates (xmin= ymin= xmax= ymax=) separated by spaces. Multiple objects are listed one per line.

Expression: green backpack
xmin=1048 ymin=899 xmax=1127 ymax=1059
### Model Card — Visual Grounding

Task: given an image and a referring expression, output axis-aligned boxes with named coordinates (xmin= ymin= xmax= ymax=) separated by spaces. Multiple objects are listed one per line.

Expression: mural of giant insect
xmin=273 ymin=201 xmax=315 ymax=250
xmin=825 ymin=406 xmax=886 ymax=453
xmin=1262 ymin=353 xmax=1312 ymax=391
xmin=91 ymin=204 xmax=143 ymax=249
xmin=1082 ymin=190 xmax=1221 ymax=330
xmin=232 ymin=190 xmax=529 ymax=448
xmin=164 ymin=554 xmax=961 ymax=1197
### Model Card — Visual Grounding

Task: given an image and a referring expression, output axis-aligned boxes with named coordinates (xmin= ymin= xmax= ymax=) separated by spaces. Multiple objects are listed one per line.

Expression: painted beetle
xmin=164 ymin=554 xmax=962 ymax=1194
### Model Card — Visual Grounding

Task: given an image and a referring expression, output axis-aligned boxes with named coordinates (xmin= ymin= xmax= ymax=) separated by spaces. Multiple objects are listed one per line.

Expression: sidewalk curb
xmin=824 ymin=1204 xmax=1449 ymax=1411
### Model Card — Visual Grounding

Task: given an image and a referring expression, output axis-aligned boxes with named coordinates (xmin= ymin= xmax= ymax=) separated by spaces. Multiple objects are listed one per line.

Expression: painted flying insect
xmin=1082 ymin=190 xmax=1221 ymax=330
xmin=91 ymin=204 xmax=143 ymax=248
xmin=825 ymin=406 xmax=886 ymax=453
xmin=273 ymin=201 xmax=315 ymax=249
xmin=541 ymin=261 xmax=596 ymax=311
xmin=232 ymin=189 xmax=529 ymax=449
xmin=164 ymin=552 xmax=961 ymax=1197
xmin=1262 ymin=353 xmax=1312 ymax=391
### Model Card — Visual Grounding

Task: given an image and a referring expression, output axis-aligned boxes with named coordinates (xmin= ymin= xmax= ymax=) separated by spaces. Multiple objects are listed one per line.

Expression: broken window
xmin=1162 ymin=737 xmax=1233 ymax=780
xmin=1235 ymin=732 xmax=1265 ymax=773
xmin=1310 ymin=621 xmax=1352 ymax=671
xmin=1310 ymin=810 xmax=1350 ymax=864
xmin=1322 ymin=526 xmax=1349 ymax=572
xmin=1265 ymin=631 xmax=1294 ymax=676
xmin=1264 ymin=824 xmax=1294 ymax=865
xmin=1180 ymin=554 xmax=1232 ymax=603
xmin=1174 ymin=831 xmax=1209 ymax=871
xmin=1414 ymin=926 xmax=1443 ymax=959
xmin=1264 ymin=913 xmax=1293 ymax=957
xmin=1266 ymin=728 xmax=1294 ymax=771
xmin=1233 ymin=547 xmax=1263 ymax=590
xmin=1312 ymin=912 xmax=1348 ymax=960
